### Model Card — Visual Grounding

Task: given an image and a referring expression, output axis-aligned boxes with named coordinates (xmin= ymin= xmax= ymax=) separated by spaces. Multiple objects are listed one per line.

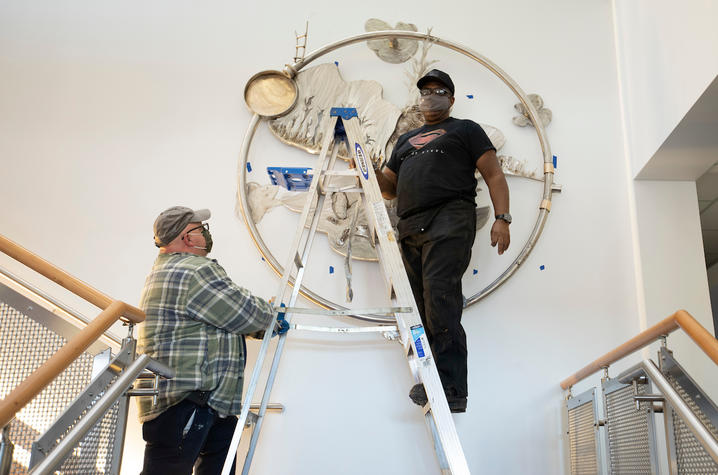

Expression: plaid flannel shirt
xmin=137 ymin=252 xmax=274 ymax=422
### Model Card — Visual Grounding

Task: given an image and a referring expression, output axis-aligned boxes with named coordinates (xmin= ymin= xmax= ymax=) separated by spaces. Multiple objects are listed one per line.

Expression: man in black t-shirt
xmin=375 ymin=69 xmax=511 ymax=413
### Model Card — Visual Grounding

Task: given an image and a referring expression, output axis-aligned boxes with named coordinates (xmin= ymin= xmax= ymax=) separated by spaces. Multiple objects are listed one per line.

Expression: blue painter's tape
xmin=540 ymin=265 xmax=545 ymax=271
xmin=410 ymin=325 xmax=426 ymax=358
xmin=329 ymin=266 xmax=334 ymax=274
xmin=473 ymin=269 xmax=478 ymax=275
xmin=553 ymin=155 xmax=557 ymax=168
xmin=334 ymin=61 xmax=339 ymax=66
xmin=246 ymin=162 xmax=252 ymax=173
xmin=466 ymin=94 xmax=474 ymax=99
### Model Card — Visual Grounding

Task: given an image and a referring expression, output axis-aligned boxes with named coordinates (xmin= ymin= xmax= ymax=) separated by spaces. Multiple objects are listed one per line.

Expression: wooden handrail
xmin=0 ymin=233 xmax=144 ymax=321
xmin=0 ymin=301 xmax=135 ymax=428
xmin=0 ymin=233 xmax=146 ymax=428
xmin=561 ymin=310 xmax=718 ymax=390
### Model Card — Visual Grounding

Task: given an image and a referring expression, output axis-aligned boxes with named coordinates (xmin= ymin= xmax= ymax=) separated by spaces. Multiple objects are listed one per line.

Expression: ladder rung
xmin=292 ymin=324 xmax=398 ymax=334
xmin=243 ymin=405 xmax=284 ymax=427
xmin=322 ymin=186 xmax=364 ymax=193
xmin=321 ymin=169 xmax=360 ymax=177
xmin=274 ymin=306 xmax=411 ymax=316
xmin=248 ymin=403 xmax=284 ymax=413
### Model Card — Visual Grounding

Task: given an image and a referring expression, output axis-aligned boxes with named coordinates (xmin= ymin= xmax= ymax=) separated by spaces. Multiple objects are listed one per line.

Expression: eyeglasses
xmin=185 ymin=223 xmax=209 ymax=235
xmin=420 ymin=88 xmax=451 ymax=97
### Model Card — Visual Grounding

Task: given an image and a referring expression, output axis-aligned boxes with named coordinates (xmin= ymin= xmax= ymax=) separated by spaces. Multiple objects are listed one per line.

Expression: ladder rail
xmin=221 ymin=119 xmax=341 ymax=475
xmin=241 ymin=142 xmax=340 ymax=473
xmin=342 ymin=116 xmax=470 ymax=474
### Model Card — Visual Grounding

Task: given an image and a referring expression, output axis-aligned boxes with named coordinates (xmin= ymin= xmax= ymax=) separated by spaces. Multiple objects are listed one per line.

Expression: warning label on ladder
xmin=410 ymin=325 xmax=428 ymax=359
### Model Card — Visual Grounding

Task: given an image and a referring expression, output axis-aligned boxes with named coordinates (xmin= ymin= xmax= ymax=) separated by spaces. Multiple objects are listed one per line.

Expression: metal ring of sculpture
xmin=238 ymin=31 xmax=554 ymax=323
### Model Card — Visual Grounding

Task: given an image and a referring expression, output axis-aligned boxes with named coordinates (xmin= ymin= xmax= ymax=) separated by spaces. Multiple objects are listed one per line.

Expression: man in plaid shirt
xmin=138 ymin=206 xmax=276 ymax=475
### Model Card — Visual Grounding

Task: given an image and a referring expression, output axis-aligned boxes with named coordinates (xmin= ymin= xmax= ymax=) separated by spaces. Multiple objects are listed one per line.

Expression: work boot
xmin=409 ymin=383 xmax=429 ymax=406
xmin=408 ymin=384 xmax=467 ymax=413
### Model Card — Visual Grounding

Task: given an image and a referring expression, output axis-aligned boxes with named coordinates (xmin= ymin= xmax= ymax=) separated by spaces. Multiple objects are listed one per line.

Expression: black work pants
xmin=141 ymin=399 xmax=238 ymax=475
xmin=399 ymin=202 xmax=475 ymax=398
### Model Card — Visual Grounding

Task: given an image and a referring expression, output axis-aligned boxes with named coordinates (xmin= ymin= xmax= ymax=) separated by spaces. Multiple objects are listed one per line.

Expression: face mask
xmin=419 ymin=95 xmax=451 ymax=113
xmin=200 ymin=228 xmax=213 ymax=253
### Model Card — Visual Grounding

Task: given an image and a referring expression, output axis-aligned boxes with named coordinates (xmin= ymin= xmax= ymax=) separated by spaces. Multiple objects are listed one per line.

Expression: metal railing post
xmin=0 ymin=425 xmax=13 ymax=475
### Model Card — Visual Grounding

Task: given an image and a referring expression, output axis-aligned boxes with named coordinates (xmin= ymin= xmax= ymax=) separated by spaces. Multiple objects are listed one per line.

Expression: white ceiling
xmin=638 ymin=75 xmax=718 ymax=182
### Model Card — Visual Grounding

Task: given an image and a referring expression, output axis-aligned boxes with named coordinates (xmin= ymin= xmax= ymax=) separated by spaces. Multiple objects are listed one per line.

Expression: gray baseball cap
xmin=153 ymin=206 xmax=211 ymax=247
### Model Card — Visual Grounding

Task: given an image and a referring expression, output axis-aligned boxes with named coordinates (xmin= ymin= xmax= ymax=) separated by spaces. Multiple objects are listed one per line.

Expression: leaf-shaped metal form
xmin=512 ymin=93 xmax=552 ymax=127
xmin=365 ymin=18 xmax=419 ymax=64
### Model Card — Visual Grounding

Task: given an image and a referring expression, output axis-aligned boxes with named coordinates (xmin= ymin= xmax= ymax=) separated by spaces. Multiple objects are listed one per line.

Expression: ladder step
xmin=292 ymin=324 xmax=398 ymax=334
xmin=248 ymin=403 xmax=284 ymax=412
xmin=243 ymin=404 xmax=284 ymax=427
xmin=321 ymin=169 xmax=361 ymax=177
xmin=275 ymin=306 xmax=411 ymax=316
xmin=321 ymin=186 xmax=364 ymax=194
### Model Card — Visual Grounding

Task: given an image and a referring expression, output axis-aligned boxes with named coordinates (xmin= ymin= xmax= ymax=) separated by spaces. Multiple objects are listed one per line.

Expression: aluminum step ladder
xmin=222 ymin=108 xmax=470 ymax=475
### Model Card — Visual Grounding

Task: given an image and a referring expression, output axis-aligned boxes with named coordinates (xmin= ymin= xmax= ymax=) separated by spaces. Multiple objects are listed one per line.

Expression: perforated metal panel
xmin=669 ymin=407 xmax=718 ymax=474
xmin=658 ymin=347 xmax=718 ymax=474
xmin=660 ymin=352 xmax=718 ymax=474
xmin=567 ymin=388 xmax=601 ymax=475
xmin=603 ymin=378 xmax=657 ymax=474
xmin=55 ymin=401 xmax=120 ymax=474
xmin=0 ymin=294 xmax=120 ymax=474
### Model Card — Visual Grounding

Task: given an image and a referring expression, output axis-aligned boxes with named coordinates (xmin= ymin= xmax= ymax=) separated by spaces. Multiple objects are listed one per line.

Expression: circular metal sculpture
xmin=238 ymin=31 xmax=554 ymax=322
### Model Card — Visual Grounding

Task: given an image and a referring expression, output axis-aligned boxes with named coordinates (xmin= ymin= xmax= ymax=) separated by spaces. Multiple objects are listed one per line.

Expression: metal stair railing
xmin=561 ymin=310 xmax=718 ymax=474
xmin=0 ymin=265 xmax=122 ymax=349
xmin=0 ymin=233 xmax=151 ymax=474
xmin=27 ymin=340 xmax=173 ymax=475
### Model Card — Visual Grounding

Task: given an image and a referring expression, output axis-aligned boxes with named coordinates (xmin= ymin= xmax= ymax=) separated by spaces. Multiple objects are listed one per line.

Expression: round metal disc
xmin=244 ymin=70 xmax=298 ymax=118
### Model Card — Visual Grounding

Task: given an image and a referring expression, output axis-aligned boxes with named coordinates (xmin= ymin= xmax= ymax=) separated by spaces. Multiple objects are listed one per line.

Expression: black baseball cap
xmin=417 ymin=69 xmax=455 ymax=95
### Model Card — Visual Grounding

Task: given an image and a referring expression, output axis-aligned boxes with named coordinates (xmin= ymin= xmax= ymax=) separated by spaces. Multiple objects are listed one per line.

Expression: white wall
xmin=611 ymin=0 xmax=718 ymax=399
xmin=633 ymin=181 xmax=716 ymax=396
xmin=0 ymin=1 xmax=713 ymax=474
xmin=612 ymin=0 xmax=718 ymax=178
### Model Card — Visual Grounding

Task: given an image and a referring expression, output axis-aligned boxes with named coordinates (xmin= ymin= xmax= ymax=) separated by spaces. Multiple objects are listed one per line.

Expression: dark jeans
xmin=399 ymin=201 xmax=476 ymax=399
xmin=141 ymin=399 xmax=238 ymax=475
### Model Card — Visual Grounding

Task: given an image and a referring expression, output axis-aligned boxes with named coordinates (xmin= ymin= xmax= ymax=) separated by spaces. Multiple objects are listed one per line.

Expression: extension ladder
xmin=222 ymin=108 xmax=470 ymax=475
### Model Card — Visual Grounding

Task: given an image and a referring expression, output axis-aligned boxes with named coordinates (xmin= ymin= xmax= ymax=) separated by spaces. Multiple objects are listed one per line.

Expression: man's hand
xmin=490 ymin=219 xmax=511 ymax=255
xmin=477 ymin=150 xmax=510 ymax=255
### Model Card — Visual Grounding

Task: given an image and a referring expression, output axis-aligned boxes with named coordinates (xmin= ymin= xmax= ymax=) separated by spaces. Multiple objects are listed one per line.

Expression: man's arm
xmin=186 ymin=262 xmax=275 ymax=334
xmin=375 ymin=166 xmax=398 ymax=200
xmin=476 ymin=149 xmax=511 ymax=255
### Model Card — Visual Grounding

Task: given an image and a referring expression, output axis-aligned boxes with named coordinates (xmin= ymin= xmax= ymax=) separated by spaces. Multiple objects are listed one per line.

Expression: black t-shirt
xmin=386 ymin=117 xmax=495 ymax=219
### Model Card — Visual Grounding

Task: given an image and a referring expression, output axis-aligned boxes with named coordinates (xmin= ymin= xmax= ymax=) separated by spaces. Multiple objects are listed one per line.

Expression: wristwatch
xmin=495 ymin=213 xmax=512 ymax=224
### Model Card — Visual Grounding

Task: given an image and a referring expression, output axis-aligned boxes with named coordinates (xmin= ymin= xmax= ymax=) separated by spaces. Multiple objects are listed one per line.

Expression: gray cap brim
xmin=191 ymin=209 xmax=211 ymax=222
